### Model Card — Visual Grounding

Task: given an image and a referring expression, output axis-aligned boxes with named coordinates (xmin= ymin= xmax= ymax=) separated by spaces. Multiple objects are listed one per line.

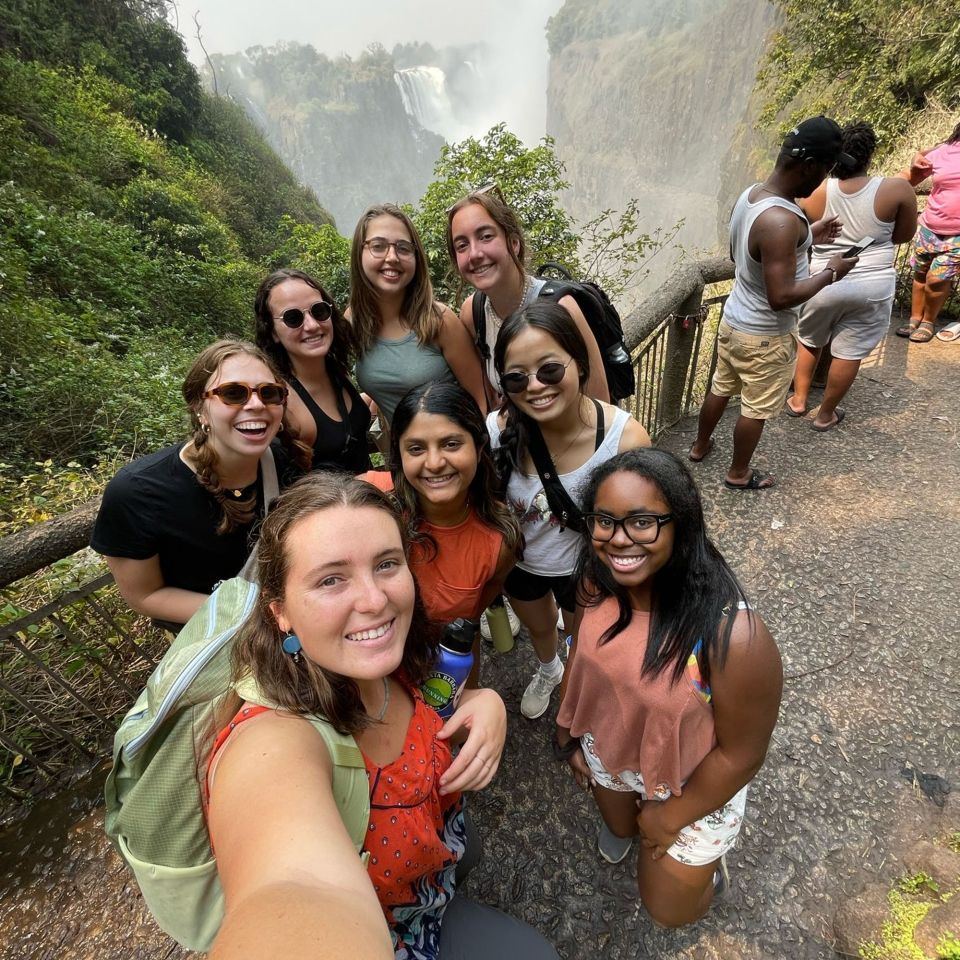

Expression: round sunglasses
xmin=500 ymin=359 xmax=573 ymax=395
xmin=203 ymin=381 xmax=288 ymax=406
xmin=274 ymin=300 xmax=333 ymax=329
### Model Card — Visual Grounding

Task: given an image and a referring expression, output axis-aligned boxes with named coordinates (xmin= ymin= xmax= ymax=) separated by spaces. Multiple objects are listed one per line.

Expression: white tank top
xmin=810 ymin=177 xmax=896 ymax=278
xmin=724 ymin=187 xmax=811 ymax=336
xmin=486 ymin=405 xmax=630 ymax=577
xmin=481 ymin=275 xmax=546 ymax=391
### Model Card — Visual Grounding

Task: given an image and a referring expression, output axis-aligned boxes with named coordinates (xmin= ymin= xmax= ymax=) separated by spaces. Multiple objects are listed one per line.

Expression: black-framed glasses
xmin=203 ymin=382 xmax=288 ymax=406
xmin=500 ymin=360 xmax=573 ymax=395
xmin=583 ymin=511 xmax=673 ymax=545
xmin=275 ymin=300 xmax=333 ymax=329
xmin=362 ymin=238 xmax=416 ymax=259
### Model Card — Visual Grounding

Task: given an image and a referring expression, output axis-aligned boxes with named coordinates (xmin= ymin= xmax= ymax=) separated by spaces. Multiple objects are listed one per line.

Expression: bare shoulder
xmin=724 ymin=606 xmax=779 ymax=662
xmin=882 ymin=175 xmax=920 ymax=203
xmin=460 ymin=292 xmax=476 ymax=325
xmin=217 ymin=709 xmax=334 ymax=780
xmin=616 ymin=412 xmax=652 ymax=451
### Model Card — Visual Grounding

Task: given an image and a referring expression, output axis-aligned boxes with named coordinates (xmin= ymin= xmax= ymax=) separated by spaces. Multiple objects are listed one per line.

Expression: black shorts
xmin=504 ymin=566 xmax=577 ymax=613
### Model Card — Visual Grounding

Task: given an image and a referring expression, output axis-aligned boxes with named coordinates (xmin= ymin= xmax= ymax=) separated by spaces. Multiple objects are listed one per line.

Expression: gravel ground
xmin=2 ymin=315 xmax=958 ymax=960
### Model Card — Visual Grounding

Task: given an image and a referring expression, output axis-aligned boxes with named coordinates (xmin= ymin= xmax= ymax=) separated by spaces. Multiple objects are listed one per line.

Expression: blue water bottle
xmin=421 ymin=618 xmax=476 ymax=718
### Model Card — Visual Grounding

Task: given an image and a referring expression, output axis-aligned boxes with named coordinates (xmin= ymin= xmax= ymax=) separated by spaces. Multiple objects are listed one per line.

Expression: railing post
xmin=657 ymin=284 xmax=704 ymax=429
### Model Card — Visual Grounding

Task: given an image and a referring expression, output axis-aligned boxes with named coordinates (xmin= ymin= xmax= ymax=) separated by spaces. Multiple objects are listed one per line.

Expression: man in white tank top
xmin=689 ymin=117 xmax=858 ymax=490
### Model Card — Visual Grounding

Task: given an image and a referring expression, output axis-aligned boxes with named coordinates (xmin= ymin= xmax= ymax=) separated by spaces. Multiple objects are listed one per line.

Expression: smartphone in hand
xmin=842 ymin=237 xmax=875 ymax=258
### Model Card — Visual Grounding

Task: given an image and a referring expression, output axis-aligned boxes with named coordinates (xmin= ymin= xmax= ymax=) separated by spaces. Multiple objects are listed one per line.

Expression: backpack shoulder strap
xmin=593 ymin=399 xmax=605 ymax=450
xmin=260 ymin=445 xmax=279 ymax=508
xmin=526 ymin=421 xmax=584 ymax=533
xmin=472 ymin=292 xmax=490 ymax=360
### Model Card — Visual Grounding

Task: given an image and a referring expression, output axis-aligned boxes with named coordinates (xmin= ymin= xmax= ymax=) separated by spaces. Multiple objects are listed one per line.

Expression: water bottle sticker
xmin=422 ymin=672 xmax=456 ymax=708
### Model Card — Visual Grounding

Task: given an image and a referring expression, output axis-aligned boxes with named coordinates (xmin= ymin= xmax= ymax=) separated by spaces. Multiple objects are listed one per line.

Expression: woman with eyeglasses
xmin=255 ymin=268 xmax=372 ymax=473
xmin=348 ymin=204 xmax=487 ymax=428
xmin=447 ymin=186 xmax=609 ymax=405
xmin=554 ymin=448 xmax=781 ymax=927
xmin=486 ymin=301 xmax=649 ymax=722
xmin=91 ymin=339 xmax=310 ymax=631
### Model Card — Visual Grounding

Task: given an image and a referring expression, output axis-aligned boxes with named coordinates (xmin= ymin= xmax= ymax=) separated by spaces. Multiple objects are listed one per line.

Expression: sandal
xmin=811 ymin=407 xmax=846 ymax=432
xmin=896 ymin=318 xmax=921 ymax=338
xmin=936 ymin=320 xmax=960 ymax=342
xmin=784 ymin=398 xmax=808 ymax=418
xmin=724 ymin=470 xmax=775 ymax=491
xmin=688 ymin=439 xmax=714 ymax=462
xmin=909 ymin=321 xmax=936 ymax=343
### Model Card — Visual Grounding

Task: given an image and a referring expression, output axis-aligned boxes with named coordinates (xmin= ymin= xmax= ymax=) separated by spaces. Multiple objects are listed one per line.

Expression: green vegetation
xmin=759 ymin=0 xmax=960 ymax=159
xmin=0 ymin=0 xmax=332 ymax=485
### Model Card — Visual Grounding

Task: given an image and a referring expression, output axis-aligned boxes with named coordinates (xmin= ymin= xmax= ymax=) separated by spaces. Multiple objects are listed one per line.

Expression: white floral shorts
xmin=580 ymin=732 xmax=748 ymax=867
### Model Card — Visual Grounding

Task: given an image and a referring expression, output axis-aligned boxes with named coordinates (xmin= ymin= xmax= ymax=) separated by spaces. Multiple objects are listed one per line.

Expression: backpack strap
xmin=525 ymin=400 xmax=604 ymax=533
xmin=237 ymin=448 xmax=279 ymax=583
xmin=472 ymin=292 xmax=490 ymax=360
xmin=232 ymin=674 xmax=371 ymax=860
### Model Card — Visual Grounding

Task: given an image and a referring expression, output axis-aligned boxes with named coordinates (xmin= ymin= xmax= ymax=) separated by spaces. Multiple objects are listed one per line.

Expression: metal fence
xmin=0 ymin=254 xmax=732 ymax=816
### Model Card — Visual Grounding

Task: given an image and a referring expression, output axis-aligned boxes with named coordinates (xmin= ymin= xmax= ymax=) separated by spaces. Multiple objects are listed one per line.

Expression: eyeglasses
xmin=275 ymin=301 xmax=333 ymax=329
xmin=203 ymin=382 xmax=288 ymax=406
xmin=583 ymin=512 xmax=674 ymax=545
xmin=500 ymin=360 xmax=573 ymax=395
xmin=362 ymin=238 xmax=416 ymax=259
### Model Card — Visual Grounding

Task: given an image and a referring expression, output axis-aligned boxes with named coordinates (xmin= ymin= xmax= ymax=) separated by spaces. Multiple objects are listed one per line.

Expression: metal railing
xmin=0 ymin=254 xmax=736 ymax=816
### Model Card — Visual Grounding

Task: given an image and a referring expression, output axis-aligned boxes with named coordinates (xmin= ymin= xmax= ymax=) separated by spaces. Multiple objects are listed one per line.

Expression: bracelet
xmin=823 ymin=266 xmax=837 ymax=284
xmin=552 ymin=733 xmax=581 ymax=761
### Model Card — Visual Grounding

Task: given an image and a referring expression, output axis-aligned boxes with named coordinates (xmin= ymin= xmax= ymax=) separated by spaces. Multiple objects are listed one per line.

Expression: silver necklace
xmin=486 ymin=274 xmax=534 ymax=324
xmin=370 ymin=676 xmax=390 ymax=722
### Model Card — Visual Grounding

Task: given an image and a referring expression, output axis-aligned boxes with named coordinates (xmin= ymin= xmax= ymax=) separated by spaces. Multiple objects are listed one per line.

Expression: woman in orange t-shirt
xmin=360 ymin=381 xmax=521 ymax=684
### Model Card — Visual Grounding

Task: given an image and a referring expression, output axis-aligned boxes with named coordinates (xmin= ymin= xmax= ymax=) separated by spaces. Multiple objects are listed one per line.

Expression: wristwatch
xmin=823 ymin=266 xmax=837 ymax=284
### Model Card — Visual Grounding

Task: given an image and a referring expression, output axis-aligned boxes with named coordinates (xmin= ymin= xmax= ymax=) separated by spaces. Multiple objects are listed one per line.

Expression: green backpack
xmin=104 ymin=576 xmax=371 ymax=951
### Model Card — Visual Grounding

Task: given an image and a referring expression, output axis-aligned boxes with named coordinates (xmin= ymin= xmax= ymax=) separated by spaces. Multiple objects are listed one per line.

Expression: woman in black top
xmin=255 ymin=269 xmax=372 ymax=472
xmin=91 ymin=339 xmax=309 ymax=630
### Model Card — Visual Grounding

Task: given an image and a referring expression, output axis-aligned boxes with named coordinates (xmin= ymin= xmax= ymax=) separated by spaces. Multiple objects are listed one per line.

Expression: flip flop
xmin=724 ymin=470 xmax=775 ymax=491
xmin=811 ymin=407 xmax=846 ymax=432
xmin=688 ymin=439 xmax=714 ymax=462
xmin=909 ymin=321 xmax=936 ymax=343
xmin=896 ymin=318 xmax=921 ymax=338
xmin=936 ymin=320 xmax=960 ymax=342
xmin=784 ymin=398 xmax=808 ymax=418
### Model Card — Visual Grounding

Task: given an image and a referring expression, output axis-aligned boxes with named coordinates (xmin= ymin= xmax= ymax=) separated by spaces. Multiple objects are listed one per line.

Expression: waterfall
xmin=394 ymin=66 xmax=469 ymax=143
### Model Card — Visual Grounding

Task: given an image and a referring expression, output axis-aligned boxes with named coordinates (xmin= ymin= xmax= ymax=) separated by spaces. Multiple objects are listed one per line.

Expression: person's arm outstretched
xmin=208 ymin=711 xmax=394 ymax=960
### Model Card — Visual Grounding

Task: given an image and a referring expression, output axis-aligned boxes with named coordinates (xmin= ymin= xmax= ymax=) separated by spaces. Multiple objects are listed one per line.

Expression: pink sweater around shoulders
xmin=557 ymin=596 xmax=716 ymax=798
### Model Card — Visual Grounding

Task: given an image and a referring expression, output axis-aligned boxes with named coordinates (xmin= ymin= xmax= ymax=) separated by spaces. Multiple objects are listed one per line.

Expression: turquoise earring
xmin=282 ymin=632 xmax=302 ymax=664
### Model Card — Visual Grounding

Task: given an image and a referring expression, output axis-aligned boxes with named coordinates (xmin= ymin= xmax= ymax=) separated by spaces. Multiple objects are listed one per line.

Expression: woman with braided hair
xmin=92 ymin=339 xmax=310 ymax=631
xmin=789 ymin=121 xmax=917 ymax=429
xmin=485 ymin=301 xmax=649 ymax=720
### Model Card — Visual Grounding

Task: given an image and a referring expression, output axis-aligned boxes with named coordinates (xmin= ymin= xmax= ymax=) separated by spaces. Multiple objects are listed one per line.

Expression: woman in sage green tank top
xmin=349 ymin=204 xmax=487 ymax=428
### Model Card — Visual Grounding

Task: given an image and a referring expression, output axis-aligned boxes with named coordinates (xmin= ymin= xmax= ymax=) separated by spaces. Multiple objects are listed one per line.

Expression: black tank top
xmin=288 ymin=376 xmax=372 ymax=473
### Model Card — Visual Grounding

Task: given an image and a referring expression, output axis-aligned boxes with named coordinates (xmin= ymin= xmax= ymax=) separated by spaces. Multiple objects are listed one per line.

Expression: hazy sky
xmin=168 ymin=0 xmax=564 ymax=142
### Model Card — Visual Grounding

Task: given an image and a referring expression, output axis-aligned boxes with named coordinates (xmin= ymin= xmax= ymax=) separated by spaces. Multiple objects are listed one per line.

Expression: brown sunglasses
xmin=203 ymin=382 xmax=288 ymax=406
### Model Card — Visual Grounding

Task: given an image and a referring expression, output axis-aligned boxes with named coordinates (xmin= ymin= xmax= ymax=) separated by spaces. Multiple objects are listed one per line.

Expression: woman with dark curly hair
xmin=255 ymin=268 xmax=372 ymax=472
xmin=790 ymin=121 xmax=918 ymax=429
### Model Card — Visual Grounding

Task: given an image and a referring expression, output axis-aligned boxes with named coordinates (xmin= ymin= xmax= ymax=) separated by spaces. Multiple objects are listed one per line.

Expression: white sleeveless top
xmin=486 ymin=405 xmax=630 ymax=577
xmin=725 ymin=187 xmax=811 ymax=336
xmin=481 ymin=275 xmax=546 ymax=391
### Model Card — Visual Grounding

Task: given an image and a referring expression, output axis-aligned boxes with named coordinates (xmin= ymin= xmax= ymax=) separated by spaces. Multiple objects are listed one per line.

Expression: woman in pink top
xmin=555 ymin=449 xmax=782 ymax=928
xmin=898 ymin=120 xmax=960 ymax=343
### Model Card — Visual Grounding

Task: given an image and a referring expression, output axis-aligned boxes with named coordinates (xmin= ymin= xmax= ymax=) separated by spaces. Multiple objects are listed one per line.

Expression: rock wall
xmin=547 ymin=0 xmax=780 ymax=296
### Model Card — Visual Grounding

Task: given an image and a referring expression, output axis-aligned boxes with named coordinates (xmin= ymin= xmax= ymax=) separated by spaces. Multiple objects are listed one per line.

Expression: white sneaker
xmin=480 ymin=599 xmax=521 ymax=641
xmin=520 ymin=661 xmax=564 ymax=719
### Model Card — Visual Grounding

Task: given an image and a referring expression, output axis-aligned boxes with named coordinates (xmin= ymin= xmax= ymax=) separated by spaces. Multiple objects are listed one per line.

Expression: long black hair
xmin=574 ymin=448 xmax=748 ymax=685
xmin=492 ymin=299 xmax=591 ymax=491
xmin=389 ymin=380 xmax=521 ymax=561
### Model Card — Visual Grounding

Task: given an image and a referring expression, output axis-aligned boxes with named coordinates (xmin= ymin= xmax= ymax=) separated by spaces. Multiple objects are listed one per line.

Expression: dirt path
xmin=2 ymin=315 xmax=958 ymax=959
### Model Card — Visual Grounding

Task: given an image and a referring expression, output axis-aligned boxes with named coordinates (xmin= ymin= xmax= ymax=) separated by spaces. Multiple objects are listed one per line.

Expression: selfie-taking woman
xmin=255 ymin=268 xmax=372 ymax=472
xmin=206 ymin=474 xmax=558 ymax=960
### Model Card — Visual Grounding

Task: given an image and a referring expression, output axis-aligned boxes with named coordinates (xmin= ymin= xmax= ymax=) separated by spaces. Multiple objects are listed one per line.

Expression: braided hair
xmin=491 ymin=299 xmax=591 ymax=494
xmin=182 ymin=339 xmax=309 ymax=534
xmin=834 ymin=121 xmax=877 ymax=180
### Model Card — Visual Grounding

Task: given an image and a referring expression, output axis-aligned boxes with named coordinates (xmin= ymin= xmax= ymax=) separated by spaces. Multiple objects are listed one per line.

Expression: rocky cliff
xmin=547 ymin=0 xmax=779 ymax=287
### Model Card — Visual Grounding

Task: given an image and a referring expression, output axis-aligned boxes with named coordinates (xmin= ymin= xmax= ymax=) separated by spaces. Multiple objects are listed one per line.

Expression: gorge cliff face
xmin=547 ymin=0 xmax=779 ymax=287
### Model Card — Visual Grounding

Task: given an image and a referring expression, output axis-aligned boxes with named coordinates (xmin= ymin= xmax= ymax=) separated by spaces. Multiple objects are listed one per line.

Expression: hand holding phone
xmin=842 ymin=237 xmax=875 ymax=258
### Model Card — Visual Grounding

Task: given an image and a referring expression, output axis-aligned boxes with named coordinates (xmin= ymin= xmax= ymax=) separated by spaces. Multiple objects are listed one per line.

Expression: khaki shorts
xmin=711 ymin=320 xmax=797 ymax=420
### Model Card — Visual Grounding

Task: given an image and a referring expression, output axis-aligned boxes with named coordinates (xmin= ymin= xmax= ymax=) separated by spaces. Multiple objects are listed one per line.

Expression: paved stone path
xmin=1 ymin=314 xmax=957 ymax=960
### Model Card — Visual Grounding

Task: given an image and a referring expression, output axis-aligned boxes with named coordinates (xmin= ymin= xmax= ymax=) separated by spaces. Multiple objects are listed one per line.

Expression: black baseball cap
xmin=782 ymin=116 xmax=855 ymax=167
